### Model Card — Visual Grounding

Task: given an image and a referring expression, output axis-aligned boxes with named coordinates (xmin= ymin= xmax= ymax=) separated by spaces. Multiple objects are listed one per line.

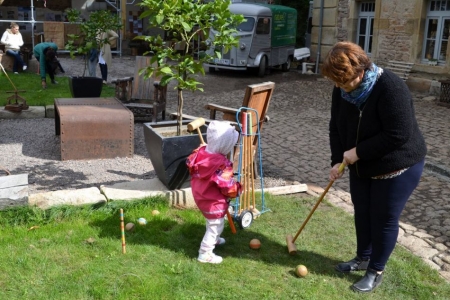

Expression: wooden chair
xmin=112 ymin=56 xmax=167 ymax=122
xmin=205 ymin=81 xmax=275 ymax=147
xmin=205 ymin=81 xmax=275 ymax=175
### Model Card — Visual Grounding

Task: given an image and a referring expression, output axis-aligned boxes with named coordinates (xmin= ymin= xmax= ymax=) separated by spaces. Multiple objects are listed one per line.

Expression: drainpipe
xmin=315 ymin=0 xmax=324 ymax=74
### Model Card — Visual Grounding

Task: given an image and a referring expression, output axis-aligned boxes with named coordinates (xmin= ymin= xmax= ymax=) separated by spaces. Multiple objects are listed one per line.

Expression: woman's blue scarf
xmin=341 ymin=63 xmax=382 ymax=109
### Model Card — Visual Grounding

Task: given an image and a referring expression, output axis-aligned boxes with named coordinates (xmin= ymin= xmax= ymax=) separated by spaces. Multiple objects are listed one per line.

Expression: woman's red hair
xmin=322 ymin=41 xmax=372 ymax=85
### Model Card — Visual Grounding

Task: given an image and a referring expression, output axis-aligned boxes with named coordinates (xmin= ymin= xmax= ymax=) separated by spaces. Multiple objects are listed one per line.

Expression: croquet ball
xmin=137 ymin=218 xmax=147 ymax=225
xmin=152 ymin=210 xmax=160 ymax=215
xmin=125 ymin=222 xmax=135 ymax=232
xmin=295 ymin=265 xmax=308 ymax=277
xmin=249 ymin=238 xmax=261 ymax=249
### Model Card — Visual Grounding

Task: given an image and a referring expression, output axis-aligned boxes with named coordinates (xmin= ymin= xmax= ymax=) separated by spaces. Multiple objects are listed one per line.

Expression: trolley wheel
xmin=238 ymin=210 xmax=253 ymax=229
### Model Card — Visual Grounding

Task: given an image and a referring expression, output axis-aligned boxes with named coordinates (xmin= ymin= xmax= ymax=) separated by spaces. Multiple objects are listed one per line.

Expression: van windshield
xmin=237 ymin=17 xmax=255 ymax=32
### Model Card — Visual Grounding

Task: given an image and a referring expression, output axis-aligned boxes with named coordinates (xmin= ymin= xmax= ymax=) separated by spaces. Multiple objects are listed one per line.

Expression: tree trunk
xmin=177 ymin=88 xmax=183 ymax=136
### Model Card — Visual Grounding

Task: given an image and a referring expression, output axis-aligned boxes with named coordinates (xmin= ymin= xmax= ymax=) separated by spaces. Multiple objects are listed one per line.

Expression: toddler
xmin=186 ymin=121 xmax=241 ymax=264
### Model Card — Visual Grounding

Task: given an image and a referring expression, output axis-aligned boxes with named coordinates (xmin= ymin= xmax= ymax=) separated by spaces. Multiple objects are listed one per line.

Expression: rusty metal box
xmin=54 ymin=97 xmax=134 ymax=161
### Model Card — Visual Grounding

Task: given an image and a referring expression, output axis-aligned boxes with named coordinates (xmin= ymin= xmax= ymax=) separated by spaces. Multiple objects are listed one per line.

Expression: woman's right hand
xmin=329 ymin=163 xmax=345 ymax=181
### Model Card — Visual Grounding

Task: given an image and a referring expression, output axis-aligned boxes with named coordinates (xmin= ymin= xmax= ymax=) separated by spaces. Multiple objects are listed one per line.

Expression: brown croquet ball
xmin=125 ymin=222 xmax=135 ymax=232
xmin=295 ymin=264 xmax=308 ymax=277
xmin=249 ymin=238 xmax=261 ymax=249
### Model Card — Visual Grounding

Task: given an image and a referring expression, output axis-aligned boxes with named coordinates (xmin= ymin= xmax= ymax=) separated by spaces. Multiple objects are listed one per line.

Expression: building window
xmin=423 ymin=1 xmax=450 ymax=63
xmin=357 ymin=2 xmax=375 ymax=55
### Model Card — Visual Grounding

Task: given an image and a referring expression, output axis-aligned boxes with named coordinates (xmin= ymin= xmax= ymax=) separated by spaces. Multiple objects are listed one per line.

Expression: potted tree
xmin=65 ymin=9 xmax=122 ymax=97
xmin=137 ymin=0 xmax=243 ymax=189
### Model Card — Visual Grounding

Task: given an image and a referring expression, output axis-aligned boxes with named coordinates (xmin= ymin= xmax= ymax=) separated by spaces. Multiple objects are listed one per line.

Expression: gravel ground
xmin=0 ymin=55 xmax=300 ymax=194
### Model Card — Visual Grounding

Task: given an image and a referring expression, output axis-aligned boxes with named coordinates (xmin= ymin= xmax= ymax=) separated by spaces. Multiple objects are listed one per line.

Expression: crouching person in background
xmin=33 ymin=42 xmax=58 ymax=89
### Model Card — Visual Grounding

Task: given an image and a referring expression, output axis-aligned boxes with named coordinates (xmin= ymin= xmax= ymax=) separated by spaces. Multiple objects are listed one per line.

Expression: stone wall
xmin=374 ymin=0 xmax=418 ymax=65
xmin=336 ymin=0 xmax=349 ymax=41
xmin=310 ymin=0 xmax=340 ymax=63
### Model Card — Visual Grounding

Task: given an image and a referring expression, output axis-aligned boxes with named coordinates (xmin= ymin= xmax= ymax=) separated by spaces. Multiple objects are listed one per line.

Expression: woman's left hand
xmin=343 ymin=147 xmax=359 ymax=165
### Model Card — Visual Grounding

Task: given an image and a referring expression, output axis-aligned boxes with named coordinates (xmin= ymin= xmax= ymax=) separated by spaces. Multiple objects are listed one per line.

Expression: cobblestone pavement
xmin=169 ymin=68 xmax=450 ymax=282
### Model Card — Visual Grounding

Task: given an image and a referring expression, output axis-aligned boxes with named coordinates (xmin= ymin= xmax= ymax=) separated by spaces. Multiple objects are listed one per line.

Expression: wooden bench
xmin=112 ymin=56 xmax=167 ymax=123
xmin=386 ymin=61 xmax=414 ymax=82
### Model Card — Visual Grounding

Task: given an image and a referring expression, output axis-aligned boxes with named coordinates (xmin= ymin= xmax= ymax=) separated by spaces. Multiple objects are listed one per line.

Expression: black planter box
xmin=69 ymin=76 xmax=103 ymax=98
xmin=143 ymin=121 xmax=207 ymax=190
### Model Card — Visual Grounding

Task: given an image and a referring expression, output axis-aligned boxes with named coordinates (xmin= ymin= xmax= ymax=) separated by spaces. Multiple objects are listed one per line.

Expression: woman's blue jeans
xmin=6 ymin=50 xmax=26 ymax=72
xmin=349 ymin=159 xmax=424 ymax=271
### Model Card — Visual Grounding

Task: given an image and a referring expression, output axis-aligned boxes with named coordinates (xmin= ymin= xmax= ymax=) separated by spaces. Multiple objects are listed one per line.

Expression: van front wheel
xmin=258 ymin=56 xmax=267 ymax=77
xmin=282 ymin=57 xmax=292 ymax=72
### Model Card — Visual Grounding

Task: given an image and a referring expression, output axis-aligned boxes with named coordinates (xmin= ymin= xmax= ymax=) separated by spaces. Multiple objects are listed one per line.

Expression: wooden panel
xmin=64 ymin=23 xmax=83 ymax=46
xmin=44 ymin=22 xmax=65 ymax=49
xmin=132 ymin=56 xmax=157 ymax=100
xmin=242 ymin=81 xmax=275 ymax=141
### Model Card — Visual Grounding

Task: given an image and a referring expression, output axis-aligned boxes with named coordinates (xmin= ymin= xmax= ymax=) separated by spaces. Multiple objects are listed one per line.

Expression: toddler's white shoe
xmin=23 ymin=65 xmax=27 ymax=71
xmin=216 ymin=237 xmax=226 ymax=245
xmin=198 ymin=252 xmax=223 ymax=264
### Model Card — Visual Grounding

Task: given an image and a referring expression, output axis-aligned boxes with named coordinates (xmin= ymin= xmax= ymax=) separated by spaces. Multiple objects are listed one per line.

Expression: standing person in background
xmin=87 ymin=48 xmax=98 ymax=77
xmin=33 ymin=42 xmax=58 ymax=89
xmin=1 ymin=22 xmax=27 ymax=74
xmin=322 ymin=41 xmax=427 ymax=293
xmin=98 ymin=29 xmax=118 ymax=84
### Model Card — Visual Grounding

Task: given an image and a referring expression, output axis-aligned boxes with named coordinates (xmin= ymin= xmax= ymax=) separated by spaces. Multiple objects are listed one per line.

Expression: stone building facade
xmin=309 ymin=0 xmax=450 ymax=91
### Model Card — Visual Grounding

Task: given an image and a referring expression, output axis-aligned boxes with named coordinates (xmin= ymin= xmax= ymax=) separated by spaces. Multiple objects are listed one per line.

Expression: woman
xmin=98 ymin=29 xmax=119 ymax=84
xmin=1 ymin=22 xmax=27 ymax=74
xmin=33 ymin=42 xmax=58 ymax=89
xmin=322 ymin=41 xmax=427 ymax=293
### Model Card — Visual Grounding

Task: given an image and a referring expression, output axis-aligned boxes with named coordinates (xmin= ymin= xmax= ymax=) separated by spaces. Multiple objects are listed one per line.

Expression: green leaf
xmin=156 ymin=14 xmax=164 ymax=24
xmin=160 ymin=67 xmax=173 ymax=74
xmin=181 ymin=21 xmax=191 ymax=32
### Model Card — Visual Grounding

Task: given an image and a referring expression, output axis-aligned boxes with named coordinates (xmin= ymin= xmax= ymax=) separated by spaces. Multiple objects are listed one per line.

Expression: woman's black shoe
xmin=335 ymin=256 xmax=369 ymax=273
xmin=351 ymin=268 xmax=383 ymax=293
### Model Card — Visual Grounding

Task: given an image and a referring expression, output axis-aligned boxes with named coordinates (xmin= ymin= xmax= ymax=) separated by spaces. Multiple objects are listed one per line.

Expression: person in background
xmin=33 ymin=42 xmax=58 ymax=89
xmin=98 ymin=29 xmax=118 ymax=84
xmin=87 ymin=48 xmax=98 ymax=77
xmin=1 ymin=22 xmax=27 ymax=74
xmin=186 ymin=121 xmax=241 ymax=264
xmin=322 ymin=41 xmax=427 ymax=293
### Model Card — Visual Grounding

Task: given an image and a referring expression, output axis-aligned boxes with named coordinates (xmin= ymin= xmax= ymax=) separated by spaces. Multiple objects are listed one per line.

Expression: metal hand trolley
xmin=230 ymin=107 xmax=270 ymax=229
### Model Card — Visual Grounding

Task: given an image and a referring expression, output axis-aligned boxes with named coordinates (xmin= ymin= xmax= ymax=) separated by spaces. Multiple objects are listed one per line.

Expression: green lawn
xmin=0 ymin=71 xmax=116 ymax=107
xmin=1 ymin=194 xmax=449 ymax=299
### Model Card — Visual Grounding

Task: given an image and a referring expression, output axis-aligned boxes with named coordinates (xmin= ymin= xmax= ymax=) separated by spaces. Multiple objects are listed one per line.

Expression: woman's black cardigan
xmin=329 ymin=69 xmax=427 ymax=178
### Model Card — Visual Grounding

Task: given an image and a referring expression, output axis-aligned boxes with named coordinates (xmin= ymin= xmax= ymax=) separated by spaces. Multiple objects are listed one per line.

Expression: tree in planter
xmin=137 ymin=0 xmax=244 ymax=135
xmin=65 ymin=9 xmax=122 ymax=77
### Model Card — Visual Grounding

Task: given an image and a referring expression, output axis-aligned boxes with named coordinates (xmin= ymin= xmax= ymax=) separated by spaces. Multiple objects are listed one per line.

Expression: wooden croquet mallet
xmin=286 ymin=162 xmax=346 ymax=255
xmin=187 ymin=117 xmax=206 ymax=145
xmin=187 ymin=118 xmax=237 ymax=234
